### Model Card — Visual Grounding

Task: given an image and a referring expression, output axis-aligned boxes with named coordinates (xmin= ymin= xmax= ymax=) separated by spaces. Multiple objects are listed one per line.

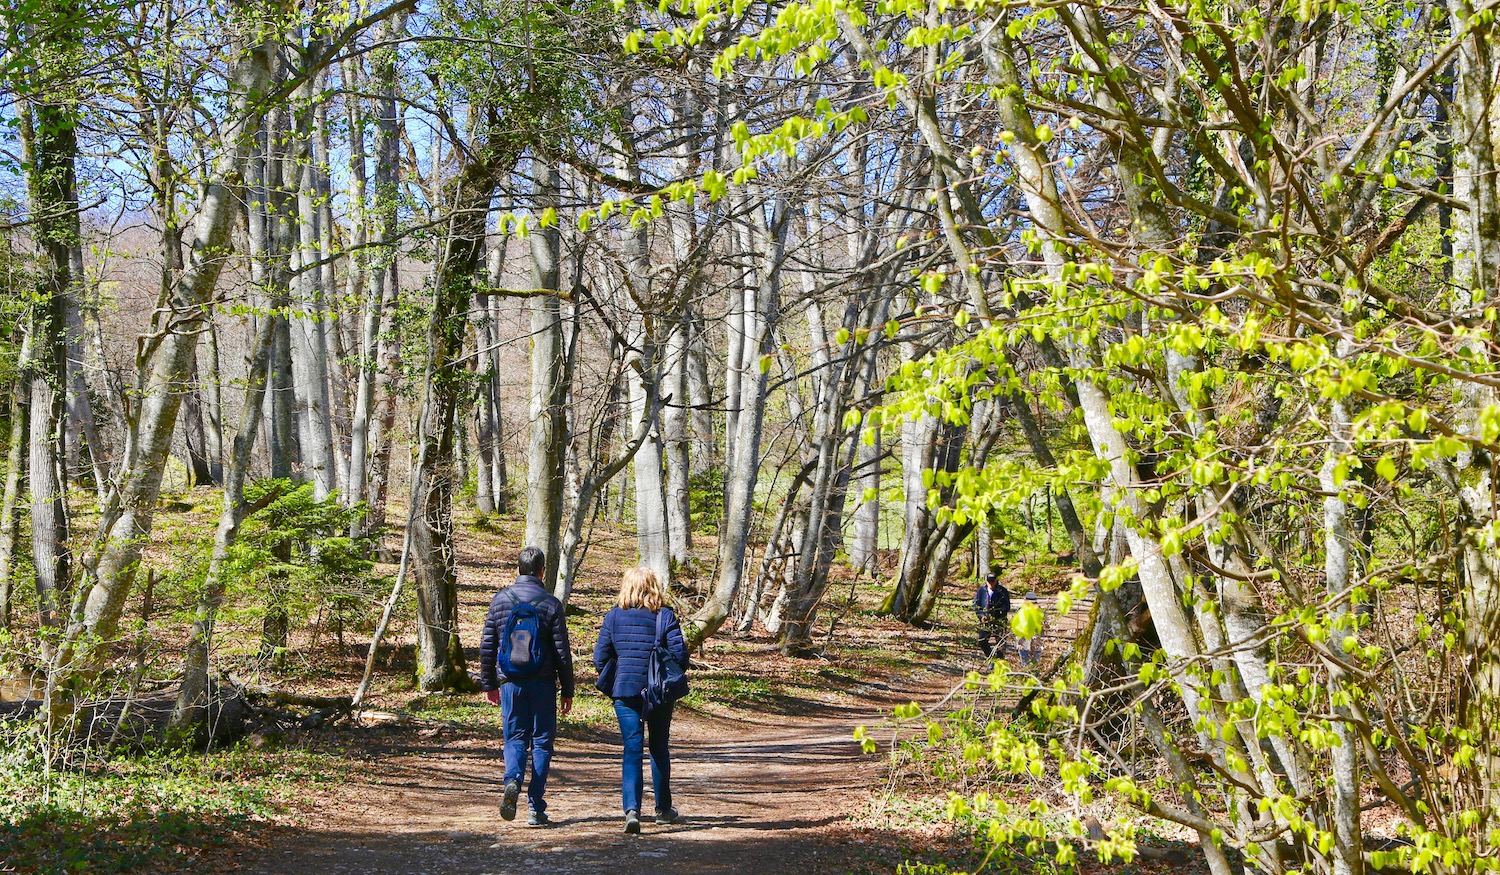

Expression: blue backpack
xmin=644 ymin=609 xmax=688 ymax=713
xmin=499 ymin=599 xmax=546 ymax=679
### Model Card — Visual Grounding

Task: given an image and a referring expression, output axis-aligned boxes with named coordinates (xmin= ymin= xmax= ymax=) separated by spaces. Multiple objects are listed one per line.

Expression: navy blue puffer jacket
xmin=479 ymin=576 xmax=575 ymax=697
xmin=592 ymin=606 xmax=689 ymax=700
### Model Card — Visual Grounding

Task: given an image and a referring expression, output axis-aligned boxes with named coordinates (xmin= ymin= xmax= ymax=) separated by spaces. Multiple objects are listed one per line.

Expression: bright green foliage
xmin=628 ymin=0 xmax=1500 ymax=870
xmin=225 ymin=481 xmax=384 ymax=647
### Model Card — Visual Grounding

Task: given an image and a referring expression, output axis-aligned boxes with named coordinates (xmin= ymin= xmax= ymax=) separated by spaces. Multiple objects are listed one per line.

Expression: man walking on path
xmin=480 ymin=546 xmax=575 ymax=826
xmin=973 ymin=570 xmax=1011 ymax=658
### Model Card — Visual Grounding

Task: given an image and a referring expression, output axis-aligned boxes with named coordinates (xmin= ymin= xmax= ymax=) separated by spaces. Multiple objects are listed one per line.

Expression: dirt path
xmin=239 ymin=668 xmax=963 ymax=875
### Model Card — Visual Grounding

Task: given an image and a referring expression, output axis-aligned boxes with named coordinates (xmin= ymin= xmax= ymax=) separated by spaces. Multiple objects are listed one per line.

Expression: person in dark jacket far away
xmin=973 ymin=569 xmax=1011 ymax=658
xmin=593 ymin=566 xmax=689 ymax=835
xmin=480 ymin=546 xmax=575 ymax=827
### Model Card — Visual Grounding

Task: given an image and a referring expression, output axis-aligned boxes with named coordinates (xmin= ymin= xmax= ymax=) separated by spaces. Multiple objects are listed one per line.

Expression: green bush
xmin=688 ymin=466 xmax=726 ymax=534
xmin=225 ymin=480 xmax=387 ymax=651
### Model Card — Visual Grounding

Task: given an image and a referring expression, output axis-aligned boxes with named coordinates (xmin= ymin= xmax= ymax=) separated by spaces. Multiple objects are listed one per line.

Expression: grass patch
xmin=0 ymin=739 xmax=340 ymax=874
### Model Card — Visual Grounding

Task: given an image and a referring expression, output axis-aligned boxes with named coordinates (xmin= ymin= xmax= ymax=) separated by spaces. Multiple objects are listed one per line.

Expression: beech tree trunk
xmin=526 ymin=160 xmax=568 ymax=594
xmin=24 ymin=55 xmax=79 ymax=633
xmin=688 ymin=194 xmax=786 ymax=642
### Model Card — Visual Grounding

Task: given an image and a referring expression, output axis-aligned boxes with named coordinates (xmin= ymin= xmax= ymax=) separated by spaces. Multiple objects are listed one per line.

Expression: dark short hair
xmin=518 ymin=546 xmax=546 ymax=577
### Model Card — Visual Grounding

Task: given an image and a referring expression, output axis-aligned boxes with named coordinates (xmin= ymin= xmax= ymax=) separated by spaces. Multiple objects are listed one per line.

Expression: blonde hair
xmin=617 ymin=566 xmax=667 ymax=611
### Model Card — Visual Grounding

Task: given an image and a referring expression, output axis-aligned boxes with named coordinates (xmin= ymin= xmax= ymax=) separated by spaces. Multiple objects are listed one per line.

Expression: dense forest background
xmin=5 ymin=0 xmax=1500 ymax=873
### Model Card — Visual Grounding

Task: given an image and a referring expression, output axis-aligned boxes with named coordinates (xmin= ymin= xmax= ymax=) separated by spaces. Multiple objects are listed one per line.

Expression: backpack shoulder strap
xmin=655 ymin=608 xmax=668 ymax=643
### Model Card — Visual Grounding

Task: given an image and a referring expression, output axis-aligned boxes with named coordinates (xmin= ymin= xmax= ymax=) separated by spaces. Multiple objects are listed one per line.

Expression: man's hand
xmin=485 ymin=689 xmax=501 ymax=706
xmin=559 ymin=696 xmax=573 ymax=718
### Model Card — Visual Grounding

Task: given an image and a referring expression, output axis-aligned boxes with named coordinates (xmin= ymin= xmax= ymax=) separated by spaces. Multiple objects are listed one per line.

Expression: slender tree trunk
xmin=486 ymin=293 xmax=510 ymax=512
xmin=686 ymin=322 xmax=715 ymax=475
xmin=171 ymin=316 xmax=276 ymax=731
xmin=290 ymin=65 xmax=337 ymax=501
xmin=0 ymin=336 xmax=31 ymax=631
xmin=63 ymin=281 xmax=106 ymax=493
xmin=203 ymin=318 xmax=225 ymax=484
xmin=182 ymin=358 xmax=216 ymax=487
xmin=23 ymin=59 xmax=79 ymax=633
xmin=629 ymin=333 xmax=671 ymax=584
xmin=474 ymin=297 xmax=498 ymax=516
xmin=662 ymin=319 xmax=692 ymax=566
xmin=850 ymin=427 xmax=880 ymax=576
xmin=349 ymin=11 xmax=405 ymax=536
xmin=688 ymin=196 xmax=785 ymax=642
xmin=886 ymin=409 xmax=936 ymax=618
xmin=526 ymin=160 xmax=567 ymax=593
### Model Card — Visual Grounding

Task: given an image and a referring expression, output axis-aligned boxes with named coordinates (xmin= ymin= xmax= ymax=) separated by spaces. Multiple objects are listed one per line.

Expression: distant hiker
xmin=1017 ymin=591 xmax=1044 ymax=668
xmin=973 ymin=571 xmax=1011 ymax=658
xmin=593 ymin=566 xmax=690 ymax=835
xmin=480 ymin=546 xmax=575 ymax=827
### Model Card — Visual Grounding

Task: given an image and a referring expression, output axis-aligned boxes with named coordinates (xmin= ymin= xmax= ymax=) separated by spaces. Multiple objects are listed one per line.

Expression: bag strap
xmin=654 ymin=608 xmax=667 ymax=645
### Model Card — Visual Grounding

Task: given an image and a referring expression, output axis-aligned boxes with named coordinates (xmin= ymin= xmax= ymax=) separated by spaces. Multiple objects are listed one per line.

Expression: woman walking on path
xmin=593 ymin=566 xmax=689 ymax=834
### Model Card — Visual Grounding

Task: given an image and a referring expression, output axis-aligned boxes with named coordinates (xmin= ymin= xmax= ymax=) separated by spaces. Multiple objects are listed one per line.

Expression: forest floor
xmin=234 ymin=651 xmax=967 ymax=875
xmin=225 ymin=512 xmax=993 ymax=875
xmin=0 ymin=498 xmax=1116 ymax=874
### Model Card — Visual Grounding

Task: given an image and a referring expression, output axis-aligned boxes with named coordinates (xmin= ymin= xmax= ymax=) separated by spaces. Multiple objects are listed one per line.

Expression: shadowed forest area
xmin=4 ymin=0 xmax=1500 ymax=873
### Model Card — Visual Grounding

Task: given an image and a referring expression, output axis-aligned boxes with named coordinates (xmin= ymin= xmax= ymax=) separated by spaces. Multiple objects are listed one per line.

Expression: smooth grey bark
xmin=473 ymin=295 xmax=499 ymax=515
xmin=555 ymin=361 xmax=661 ymax=605
xmin=629 ymin=336 xmax=671 ymax=584
xmin=886 ymin=408 xmax=936 ymax=618
xmin=686 ymin=322 xmax=715 ymax=475
xmin=688 ymin=194 xmax=786 ymax=643
xmin=203 ymin=319 xmax=225 ymax=484
xmin=289 ymin=64 xmax=337 ymax=501
xmin=613 ymin=151 xmax=672 ymax=584
xmin=338 ymin=54 xmax=367 ymax=502
xmin=63 ymin=283 xmax=106 ymax=493
xmin=479 ymin=268 xmax=510 ymax=513
xmin=526 ymin=160 xmax=567 ymax=593
xmin=662 ymin=320 xmax=693 ymax=567
xmin=348 ymin=11 xmax=405 ymax=535
xmin=181 ymin=356 xmax=217 ymax=486
xmin=849 ymin=427 xmax=880 ymax=576
xmin=660 ymin=86 xmax=699 ymax=565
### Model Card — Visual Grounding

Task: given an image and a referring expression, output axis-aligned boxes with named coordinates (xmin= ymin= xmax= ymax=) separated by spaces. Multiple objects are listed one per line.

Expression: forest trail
xmin=238 ymin=666 xmax=966 ymax=875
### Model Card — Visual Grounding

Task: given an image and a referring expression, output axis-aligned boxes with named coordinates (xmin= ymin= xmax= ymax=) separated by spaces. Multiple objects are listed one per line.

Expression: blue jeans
xmin=612 ymin=696 xmax=673 ymax=814
xmin=501 ymin=678 xmax=557 ymax=814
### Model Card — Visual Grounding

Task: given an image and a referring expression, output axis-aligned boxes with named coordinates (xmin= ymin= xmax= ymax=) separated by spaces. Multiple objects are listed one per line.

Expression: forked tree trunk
xmin=46 ymin=25 xmax=278 ymax=718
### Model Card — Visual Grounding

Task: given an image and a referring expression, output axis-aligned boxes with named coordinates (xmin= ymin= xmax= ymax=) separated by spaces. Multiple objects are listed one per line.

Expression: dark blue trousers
xmin=612 ymin=696 xmax=673 ymax=814
xmin=501 ymin=677 xmax=557 ymax=814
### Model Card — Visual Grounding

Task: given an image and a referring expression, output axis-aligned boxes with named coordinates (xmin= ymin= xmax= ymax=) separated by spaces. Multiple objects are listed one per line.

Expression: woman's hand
xmin=485 ymin=689 xmax=501 ymax=706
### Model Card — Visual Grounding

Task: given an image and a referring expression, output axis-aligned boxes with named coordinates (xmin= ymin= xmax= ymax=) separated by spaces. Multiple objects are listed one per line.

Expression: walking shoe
xmin=499 ymin=779 xmax=521 ymax=821
xmin=527 ymin=810 xmax=550 ymax=827
xmin=624 ymin=809 xmax=641 ymax=834
xmin=655 ymin=808 xmax=679 ymax=825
